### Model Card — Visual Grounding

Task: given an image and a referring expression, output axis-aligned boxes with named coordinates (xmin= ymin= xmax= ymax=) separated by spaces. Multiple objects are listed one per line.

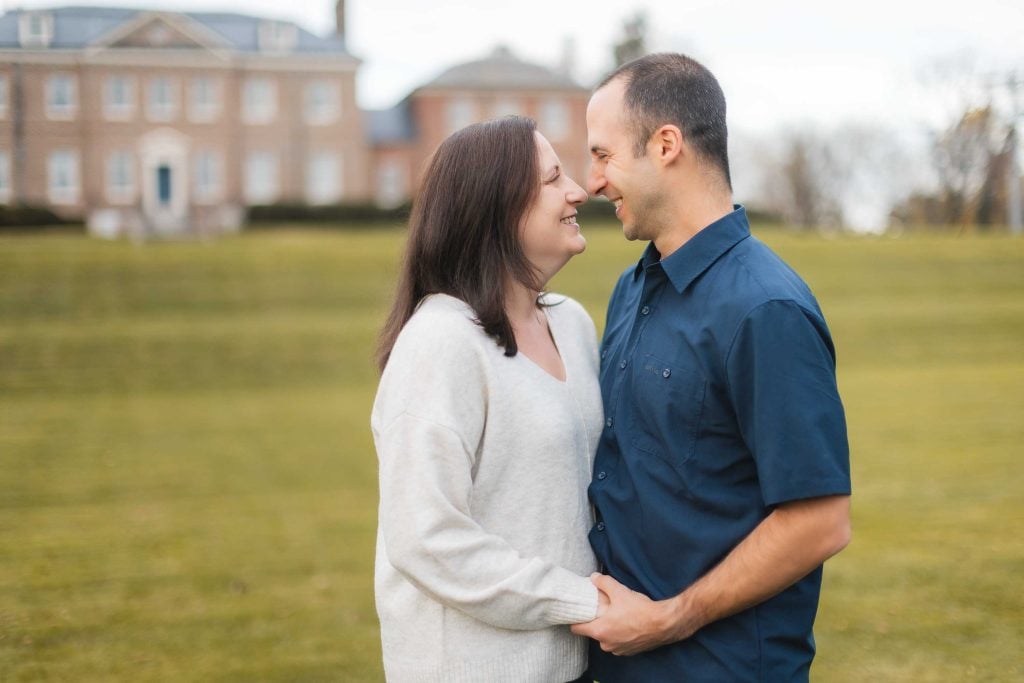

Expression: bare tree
xmin=747 ymin=123 xmax=913 ymax=232
xmin=896 ymin=53 xmax=1020 ymax=230
xmin=756 ymin=127 xmax=843 ymax=230
xmin=931 ymin=106 xmax=1004 ymax=227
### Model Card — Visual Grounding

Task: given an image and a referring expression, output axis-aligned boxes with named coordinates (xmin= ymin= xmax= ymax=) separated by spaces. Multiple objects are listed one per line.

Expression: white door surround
xmin=139 ymin=127 xmax=190 ymax=235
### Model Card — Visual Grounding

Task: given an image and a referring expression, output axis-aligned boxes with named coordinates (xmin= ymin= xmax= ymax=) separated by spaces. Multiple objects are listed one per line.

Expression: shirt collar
xmin=632 ymin=205 xmax=751 ymax=293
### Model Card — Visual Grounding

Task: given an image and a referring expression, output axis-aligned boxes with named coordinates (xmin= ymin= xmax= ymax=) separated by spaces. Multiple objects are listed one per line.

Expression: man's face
xmin=586 ymin=79 xmax=664 ymax=242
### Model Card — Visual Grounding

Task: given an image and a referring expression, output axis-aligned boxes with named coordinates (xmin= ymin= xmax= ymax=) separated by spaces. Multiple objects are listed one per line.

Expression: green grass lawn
xmin=1 ymin=224 xmax=1022 ymax=681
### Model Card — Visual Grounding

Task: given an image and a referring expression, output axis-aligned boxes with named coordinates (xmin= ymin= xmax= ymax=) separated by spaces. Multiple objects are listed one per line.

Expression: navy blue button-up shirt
xmin=588 ymin=207 xmax=851 ymax=682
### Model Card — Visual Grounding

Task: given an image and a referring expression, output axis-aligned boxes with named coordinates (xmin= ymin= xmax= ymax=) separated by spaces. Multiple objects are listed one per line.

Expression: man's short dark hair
xmin=600 ymin=53 xmax=731 ymax=189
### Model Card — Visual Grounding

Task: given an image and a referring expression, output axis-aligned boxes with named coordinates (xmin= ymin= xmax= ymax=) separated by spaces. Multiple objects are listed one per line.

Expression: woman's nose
xmin=566 ymin=178 xmax=587 ymax=205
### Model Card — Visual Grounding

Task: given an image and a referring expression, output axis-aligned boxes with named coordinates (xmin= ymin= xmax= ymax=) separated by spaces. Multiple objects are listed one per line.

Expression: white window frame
xmin=103 ymin=75 xmax=136 ymax=121
xmin=47 ymin=149 xmax=80 ymax=205
xmin=45 ymin=73 xmax=78 ymax=120
xmin=257 ymin=21 xmax=298 ymax=53
xmin=540 ymin=98 xmax=570 ymax=142
xmin=193 ymin=149 xmax=223 ymax=204
xmin=146 ymin=76 xmax=178 ymax=122
xmin=244 ymin=151 xmax=279 ymax=204
xmin=188 ymin=77 xmax=222 ymax=123
xmin=0 ymin=150 xmax=11 ymax=204
xmin=446 ymin=97 xmax=476 ymax=135
xmin=304 ymin=80 xmax=340 ymax=126
xmin=242 ymin=77 xmax=277 ymax=125
xmin=306 ymin=152 xmax=342 ymax=205
xmin=19 ymin=12 xmax=54 ymax=48
xmin=105 ymin=150 xmax=135 ymax=205
xmin=376 ymin=158 xmax=408 ymax=209
xmin=0 ymin=76 xmax=8 ymax=119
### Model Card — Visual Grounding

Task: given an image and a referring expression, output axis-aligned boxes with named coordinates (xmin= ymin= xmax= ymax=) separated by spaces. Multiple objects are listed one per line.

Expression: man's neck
xmin=653 ymin=193 xmax=734 ymax=259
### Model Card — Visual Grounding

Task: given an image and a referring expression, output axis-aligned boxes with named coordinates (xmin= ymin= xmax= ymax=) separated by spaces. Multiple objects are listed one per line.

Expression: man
xmin=570 ymin=53 xmax=852 ymax=681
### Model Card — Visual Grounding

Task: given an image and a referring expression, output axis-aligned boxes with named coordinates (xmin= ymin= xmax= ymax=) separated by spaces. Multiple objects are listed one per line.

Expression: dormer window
xmin=258 ymin=21 xmax=297 ymax=53
xmin=19 ymin=11 xmax=54 ymax=48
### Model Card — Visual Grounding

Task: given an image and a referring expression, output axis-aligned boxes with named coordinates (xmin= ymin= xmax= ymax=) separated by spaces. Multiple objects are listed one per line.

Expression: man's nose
xmin=587 ymin=163 xmax=605 ymax=197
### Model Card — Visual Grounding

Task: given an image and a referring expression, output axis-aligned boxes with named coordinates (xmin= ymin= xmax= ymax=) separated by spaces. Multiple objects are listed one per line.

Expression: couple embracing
xmin=371 ymin=53 xmax=852 ymax=683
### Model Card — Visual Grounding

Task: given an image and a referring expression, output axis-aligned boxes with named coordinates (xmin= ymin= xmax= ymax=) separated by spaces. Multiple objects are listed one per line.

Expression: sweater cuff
xmin=547 ymin=574 xmax=600 ymax=624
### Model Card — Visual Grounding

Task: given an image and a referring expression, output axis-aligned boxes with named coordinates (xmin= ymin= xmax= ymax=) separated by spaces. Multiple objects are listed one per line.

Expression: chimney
xmin=335 ymin=0 xmax=346 ymax=40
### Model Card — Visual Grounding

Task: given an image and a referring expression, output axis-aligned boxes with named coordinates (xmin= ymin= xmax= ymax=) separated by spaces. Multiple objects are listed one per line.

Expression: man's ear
xmin=648 ymin=125 xmax=684 ymax=166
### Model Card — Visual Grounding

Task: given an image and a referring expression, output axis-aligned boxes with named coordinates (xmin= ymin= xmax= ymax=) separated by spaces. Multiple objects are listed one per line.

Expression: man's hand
xmin=572 ymin=573 xmax=686 ymax=656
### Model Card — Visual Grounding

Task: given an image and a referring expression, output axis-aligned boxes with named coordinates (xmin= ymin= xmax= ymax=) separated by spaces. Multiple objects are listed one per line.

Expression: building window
xmin=492 ymin=97 xmax=522 ymax=118
xmin=0 ymin=76 xmax=7 ymax=119
xmin=193 ymin=150 xmax=222 ymax=203
xmin=45 ymin=74 xmax=77 ymax=120
xmin=0 ymin=150 xmax=11 ymax=204
xmin=446 ymin=97 xmax=476 ymax=134
xmin=376 ymin=158 xmax=408 ymax=209
xmin=307 ymin=152 xmax=341 ymax=204
xmin=243 ymin=77 xmax=277 ymax=125
xmin=540 ymin=99 xmax=569 ymax=142
xmin=257 ymin=21 xmax=298 ymax=53
xmin=146 ymin=76 xmax=177 ymax=122
xmin=245 ymin=151 xmax=278 ymax=204
xmin=19 ymin=12 xmax=54 ymax=47
xmin=48 ymin=149 xmax=80 ymax=205
xmin=188 ymin=77 xmax=221 ymax=123
xmin=106 ymin=150 xmax=135 ymax=204
xmin=103 ymin=76 xmax=136 ymax=121
xmin=304 ymin=81 xmax=340 ymax=125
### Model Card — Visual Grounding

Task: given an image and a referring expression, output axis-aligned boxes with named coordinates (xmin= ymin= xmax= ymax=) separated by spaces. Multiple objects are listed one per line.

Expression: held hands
xmin=572 ymin=573 xmax=689 ymax=656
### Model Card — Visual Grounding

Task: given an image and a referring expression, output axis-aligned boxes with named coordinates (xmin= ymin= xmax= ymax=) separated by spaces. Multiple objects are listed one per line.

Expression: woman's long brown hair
xmin=376 ymin=116 xmax=543 ymax=372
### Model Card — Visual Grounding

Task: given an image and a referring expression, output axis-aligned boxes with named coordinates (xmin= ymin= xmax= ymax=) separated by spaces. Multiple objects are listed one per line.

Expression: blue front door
xmin=157 ymin=165 xmax=172 ymax=206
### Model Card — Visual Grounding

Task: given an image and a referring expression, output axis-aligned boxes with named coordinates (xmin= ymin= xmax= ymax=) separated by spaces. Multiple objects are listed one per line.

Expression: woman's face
xmin=519 ymin=131 xmax=588 ymax=285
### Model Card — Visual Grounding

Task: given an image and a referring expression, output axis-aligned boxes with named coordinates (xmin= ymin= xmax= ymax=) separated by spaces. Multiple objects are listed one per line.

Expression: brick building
xmin=368 ymin=45 xmax=590 ymax=208
xmin=0 ymin=4 xmax=590 ymax=236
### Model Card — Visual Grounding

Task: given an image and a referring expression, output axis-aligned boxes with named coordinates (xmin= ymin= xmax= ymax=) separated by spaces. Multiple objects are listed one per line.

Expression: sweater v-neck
xmin=516 ymin=307 xmax=568 ymax=384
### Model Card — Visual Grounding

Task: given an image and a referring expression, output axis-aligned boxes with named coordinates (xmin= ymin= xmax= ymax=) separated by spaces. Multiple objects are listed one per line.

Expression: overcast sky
xmin=9 ymin=0 xmax=1023 ymax=133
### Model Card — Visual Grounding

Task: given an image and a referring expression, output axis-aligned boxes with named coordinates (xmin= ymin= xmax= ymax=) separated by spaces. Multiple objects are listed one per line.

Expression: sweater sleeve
xmin=372 ymin=304 xmax=598 ymax=629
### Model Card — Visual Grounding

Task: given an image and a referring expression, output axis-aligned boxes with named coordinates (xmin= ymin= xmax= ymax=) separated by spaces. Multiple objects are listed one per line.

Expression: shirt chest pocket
xmin=628 ymin=353 xmax=707 ymax=473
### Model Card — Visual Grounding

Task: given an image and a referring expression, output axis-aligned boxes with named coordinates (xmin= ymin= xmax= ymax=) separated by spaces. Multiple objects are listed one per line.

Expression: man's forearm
xmin=662 ymin=495 xmax=852 ymax=642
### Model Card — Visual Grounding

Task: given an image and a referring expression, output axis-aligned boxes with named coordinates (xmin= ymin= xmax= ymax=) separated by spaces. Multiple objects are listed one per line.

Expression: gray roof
xmin=367 ymin=102 xmax=415 ymax=145
xmin=0 ymin=6 xmax=353 ymax=55
xmin=419 ymin=46 xmax=584 ymax=92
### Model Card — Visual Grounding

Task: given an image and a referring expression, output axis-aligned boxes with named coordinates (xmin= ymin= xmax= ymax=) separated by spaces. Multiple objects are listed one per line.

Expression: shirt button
xmin=596 ymin=522 xmax=606 ymax=532
xmin=641 ymin=305 xmax=651 ymax=315
xmin=619 ymin=360 xmax=627 ymax=370
xmin=597 ymin=471 xmax=607 ymax=480
xmin=605 ymin=417 xmax=613 ymax=428
xmin=601 ymin=348 xmax=608 ymax=359
xmin=662 ymin=368 xmax=672 ymax=378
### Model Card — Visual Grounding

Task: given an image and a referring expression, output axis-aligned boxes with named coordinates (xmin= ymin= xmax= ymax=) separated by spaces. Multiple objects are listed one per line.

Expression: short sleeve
xmin=725 ymin=299 xmax=851 ymax=507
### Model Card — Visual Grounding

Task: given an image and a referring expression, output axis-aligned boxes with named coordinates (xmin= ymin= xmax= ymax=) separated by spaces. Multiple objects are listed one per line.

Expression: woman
xmin=372 ymin=116 xmax=603 ymax=682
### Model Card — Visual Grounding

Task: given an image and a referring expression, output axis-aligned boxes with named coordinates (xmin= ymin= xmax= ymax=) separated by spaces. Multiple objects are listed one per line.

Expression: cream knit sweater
xmin=371 ymin=293 xmax=603 ymax=683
